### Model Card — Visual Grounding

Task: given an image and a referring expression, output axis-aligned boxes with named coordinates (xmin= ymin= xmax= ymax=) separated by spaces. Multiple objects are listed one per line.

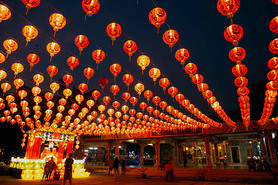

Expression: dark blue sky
xmin=0 ymin=0 xmax=275 ymax=122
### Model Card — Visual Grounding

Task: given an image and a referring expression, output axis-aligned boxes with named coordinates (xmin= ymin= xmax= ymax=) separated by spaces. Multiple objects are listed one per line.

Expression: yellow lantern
xmin=22 ymin=25 xmax=38 ymax=45
xmin=137 ymin=55 xmax=150 ymax=74
xmin=3 ymin=39 xmax=18 ymax=58
xmin=11 ymin=63 xmax=24 ymax=78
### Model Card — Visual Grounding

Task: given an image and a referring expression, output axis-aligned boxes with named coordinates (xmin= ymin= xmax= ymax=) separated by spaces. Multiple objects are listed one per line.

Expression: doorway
xmin=231 ymin=146 xmax=240 ymax=163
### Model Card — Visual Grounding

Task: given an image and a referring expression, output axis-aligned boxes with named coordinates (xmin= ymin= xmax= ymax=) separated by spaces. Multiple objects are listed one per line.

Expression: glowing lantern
xmin=123 ymin=40 xmax=138 ymax=61
xmin=75 ymin=35 xmax=89 ymax=55
xmin=46 ymin=42 xmax=60 ymax=61
xmin=122 ymin=92 xmax=131 ymax=102
xmin=110 ymin=84 xmax=120 ymax=98
xmin=191 ymin=74 xmax=204 ymax=84
xmin=137 ymin=55 xmax=150 ymax=74
xmin=78 ymin=83 xmax=88 ymax=94
xmin=63 ymin=74 xmax=73 ymax=87
xmin=18 ymin=90 xmax=27 ymax=99
xmin=121 ymin=105 xmax=129 ymax=114
xmin=268 ymin=57 xmax=278 ymax=70
xmin=129 ymin=97 xmax=138 ymax=107
xmin=27 ymin=53 xmax=40 ymax=71
xmin=3 ymin=39 xmax=18 ymax=58
xmin=33 ymin=73 xmax=44 ymax=86
xmin=13 ymin=78 xmax=24 ymax=90
xmin=92 ymin=90 xmax=101 ymax=100
xmin=0 ymin=53 xmax=5 ymax=63
xmin=144 ymin=90 xmax=153 ymax=103
xmin=63 ymin=88 xmax=72 ymax=99
xmin=139 ymin=102 xmax=147 ymax=112
xmin=163 ymin=29 xmax=179 ymax=52
xmin=175 ymin=94 xmax=185 ymax=104
xmin=149 ymin=7 xmax=167 ymax=33
xmin=83 ymin=67 xmax=95 ymax=82
xmin=168 ymin=86 xmax=178 ymax=99
xmin=67 ymin=56 xmax=79 ymax=71
xmin=86 ymin=99 xmax=95 ymax=109
xmin=147 ymin=106 xmax=154 ymax=116
xmin=159 ymin=101 xmax=167 ymax=111
xmin=11 ymin=63 xmax=24 ymax=78
xmin=269 ymin=38 xmax=278 ymax=54
xmin=45 ymin=92 xmax=54 ymax=101
xmin=0 ymin=5 xmax=11 ymax=22
xmin=217 ymin=0 xmax=240 ymax=18
xmin=110 ymin=63 xmax=121 ymax=81
xmin=224 ymin=24 xmax=243 ymax=46
xmin=123 ymin=74 xmax=134 ymax=90
xmin=106 ymin=22 xmax=122 ymax=45
xmin=112 ymin=101 xmax=120 ymax=110
xmin=234 ymin=76 xmax=248 ymax=87
xmin=71 ymin=103 xmax=79 ymax=110
xmin=33 ymin=96 xmax=42 ymax=104
xmin=175 ymin=48 xmax=190 ymax=67
xmin=22 ymin=0 xmax=40 ymax=14
xmin=134 ymin=83 xmax=145 ymax=97
xmin=184 ymin=62 xmax=197 ymax=77
xmin=1 ymin=82 xmax=11 ymax=94
xmin=267 ymin=70 xmax=278 ymax=81
xmin=197 ymin=83 xmax=209 ymax=93
xmin=149 ymin=68 xmax=161 ymax=85
xmin=152 ymin=96 xmax=161 ymax=107
xmin=159 ymin=78 xmax=170 ymax=94
xmin=103 ymin=96 xmax=111 ymax=106
xmin=267 ymin=81 xmax=278 ymax=91
xmin=82 ymin=0 xmax=100 ymax=19
xmin=22 ymin=25 xmax=38 ymax=45
xmin=98 ymin=105 xmax=105 ymax=113
xmin=49 ymin=13 xmax=66 ymax=37
xmin=75 ymin=94 xmax=84 ymax=104
xmin=46 ymin=65 xmax=58 ymax=81
xmin=98 ymin=77 xmax=109 ymax=92
xmin=229 ymin=47 xmax=246 ymax=63
xmin=107 ymin=108 xmax=115 ymax=117
xmin=237 ymin=87 xmax=249 ymax=96
xmin=91 ymin=49 xmax=106 ymax=70
xmin=203 ymin=90 xmax=213 ymax=99
xmin=50 ymin=82 xmax=60 ymax=94
xmin=0 ymin=70 xmax=7 ymax=81
xmin=232 ymin=64 xmax=247 ymax=77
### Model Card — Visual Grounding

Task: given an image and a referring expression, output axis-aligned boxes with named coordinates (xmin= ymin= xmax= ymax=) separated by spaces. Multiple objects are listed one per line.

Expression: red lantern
xmin=148 ymin=7 xmax=167 ymax=33
xmin=46 ymin=42 xmax=60 ymax=61
xmin=168 ymin=86 xmax=178 ymax=98
xmin=175 ymin=48 xmax=190 ymax=66
xmin=63 ymin=74 xmax=73 ymax=87
xmin=159 ymin=101 xmax=167 ymax=111
xmin=67 ymin=56 xmax=79 ymax=71
xmin=224 ymin=24 xmax=243 ymax=46
xmin=152 ymin=96 xmax=161 ymax=106
xmin=175 ymin=93 xmax=185 ymax=104
xmin=122 ymin=92 xmax=131 ymax=102
xmin=0 ymin=5 xmax=11 ymax=22
xmin=139 ymin=102 xmax=147 ymax=112
xmin=92 ymin=49 xmax=105 ymax=70
xmin=149 ymin=68 xmax=161 ymax=85
xmin=106 ymin=22 xmax=122 ymax=45
xmin=234 ymin=76 xmax=248 ymax=87
xmin=162 ymin=29 xmax=179 ymax=52
xmin=110 ymin=63 xmax=121 ymax=81
xmin=123 ymin=74 xmax=134 ymax=90
xmin=98 ymin=77 xmax=109 ymax=91
xmin=22 ymin=0 xmax=40 ymax=14
xmin=1 ymin=82 xmax=11 ymax=94
xmin=237 ymin=87 xmax=249 ymax=96
xmin=33 ymin=73 xmax=44 ymax=86
xmin=159 ymin=78 xmax=170 ymax=94
xmin=207 ymin=96 xmax=217 ymax=104
xmin=184 ymin=62 xmax=197 ymax=77
xmin=217 ymin=0 xmax=240 ymax=18
xmin=103 ymin=96 xmax=111 ymax=106
xmin=27 ymin=53 xmax=40 ymax=71
xmin=266 ymin=81 xmax=278 ymax=91
xmin=137 ymin=55 xmax=150 ymax=74
xmin=144 ymin=90 xmax=153 ymax=103
xmin=147 ymin=106 xmax=154 ymax=116
xmin=229 ymin=47 xmax=246 ymax=63
xmin=110 ymin=85 xmax=120 ymax=98
xmin=46 ymin=65 xmax=58 ymax=81
xmin=92 ymin=90 xmax=101 ymax=100
xmin=203 ymin=90 xmax=213 ymax=99
xmin=78 ymin=83 xmax=88 ymax=94
xmin=197 ymin=83 xmax=209 ymax=92
xmin=82 ymin=0 xmax=100 ymax=19
xmin=112 ymin=101 xmax=120 ymax=110
xmin=3 ymin=39 xmax=18 ymax=58
xmin=11 ymin=63 xmax=24 ymax=78
xmin=49 ymin=13 xmax=66 ymax=37
xmin=191 ymin=74 xmax=204 ymax=84
xmin=83 ymin=67 xmax=95 ymax=82
xmin=268 ymin=57 xmax=278 ymax=70
xmin=0 ymin=52 xmax=5 ymax=64
xmin=270 ymin=16 xmax=278 ymax=33
xmin=123 ymin=40 xmax=137 ymax=61
xmin=232 ymin=64 xmax=247 ymax=77
xmin=134 ymin=83 xmax=145 ymax=97
xmin=22 ymin=25 xmax=38 ymax=45
xmin=269 ymin=38 xmax=278 ymax=54
xmin=75 ymin=35 xmax=89 ymax=55
xmin=129 ymin=97 xmax=138 ymax=107
xmin=267 ymin=70 xmax=278 ymax=81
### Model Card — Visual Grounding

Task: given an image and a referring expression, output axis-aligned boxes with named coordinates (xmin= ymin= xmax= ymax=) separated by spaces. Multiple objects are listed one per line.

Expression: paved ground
xmin=0 ymin=174 xmax=276 ymax=185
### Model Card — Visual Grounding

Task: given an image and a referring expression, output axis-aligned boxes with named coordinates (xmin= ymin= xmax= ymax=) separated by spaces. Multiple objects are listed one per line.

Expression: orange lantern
xmin=129 ymin=97 xmax=138 ymax=107
xmin=0 ymin=70 xmax=7 ymax=81
xmin=123 ymin=40 xmax=138 ymax=61
xmin=229 ymin=47 xmax=246 ymax=63
xmin=63 ymin=88 xmax=72 ymax=99
xmin=0 ymin=52 xmax=5 ymax=63
xmin=82 ymin=0 xmax=100 ymax=19
xmin=147 ymin=106 xmax=154 ymax=116
xmin=18 ymin=90 xmax=27 ymax=100
xmin=106 ymin=22 xmax=122 ymax=46
xmin=234 ymin=76 xmax=248 ymax=87
xmin=75 ymin=35 xmax=89 ymax=55
xmin=268 ymin=57 xmax=278 ymax=70
xmin=168 ymin=86 xmax=178 ymax=99
xmin=13 ymin=78 xmax=24 ymax=90
xmin=46 ymin=65 xmax=58 ymax=81
xmin=66 ymin=56 xmax=79 ymax=71
xmin=110 ymin=63 xmax=121 ymax=81
xmin=86 ymin=99 xmax=95 ymax=109
xmin=78 ymin=83 xmax=88 ymax=94
xmin=175 ymin=93 xmax=185 ymax=104
xmin=22 ymin=25 xmax=38 ymax=45
xmin=144 ymin=90 xmax=153 ymax=103
xmin=112 ymin=101 xmax=120 ymax=110
xmin=45 ymin=92 xmax=54 ymax=101
xmin=11 ymin=63 xmax=24 ymax=78
xmin=22 ymin=0 xmax=40 ymax=14
xmin=98 ymin=77 xmax=109 ymax=91
xmin=134 ymin=83 xmax=145 ymax=97
xmin=159 ymin=101 xmax=167 ymax=111
xmin=267 ymin=70 xmax=278 ymax=81
xmin=224 ymin=24 xmax=243 ymax=46
xmin=92 ymin=49 xmax=105 ymax=70
xmin=207 ymin=96 xmax=217 ymax=104
xmin=121 ymin=105 xmax=129 ymax=114
xmin=122 ymin=92 xmax=131 ymax=102
xmin=0 ymin=5 xmax=11 ymax=22
xmin=175 ymin=48 xmax=190 ymax=66
xmin=1 ymin=82 xmax=11 ymax=94
xmin=137 ymin=55 xmax=150 ymax=74
xmin=139 ymin=102 xmax=147 ymax=112
xmin=152 ymin=96 xmax=161 ymax=107
xmin=110 ymin=84 xmax=120 ymax=98
xmin=149 ymin=68 xmax=161 ymax=85
xmin=27 ymin=53 xmax=40 ymax=71
xmin=232 ymin=64 xmax=247 ymax=77
xmin=98 ymin=105 xmax=106 ymax=114
xmin=191 ymin=74 xmax=204 ymax=84
xmin=63 ymin=74 xmax=73 ymax=86
xmin=197 ymin=83 xmax=209 ymax=93
xmin=92 ymin=90 xmax=101 ymax=100
xmin=159 ymin=78 xmax=170 ymax=94
xmin=149 ymin=7 xmax=167 ymax=33
xmin=75 ymin=94 xmax=84 ymax=104
xmin=237 ymin=87 xmax=249 ymax=96
xmin=46 ymin=42 xmax=60 ymax=61
xmin=49 ymin=13 xmax=66 ymax=37
xmin=3 ymin=39 xmax=18 ymax=58
xmin=83 ymin=67 xmax=95 ymax=82
xmin=270 ymin=16 xmax=278 ymax=34
xmin=50 ymin=82 xmax=60 ymax=93
xmin=71 ymin=103 xmax=79 ymax=110
xmin=163 ymin=29 xmax=179 ymax=52
xmin=33 ymin=73 xmax=44 ymax=86
xmin=107 ymin=108 xmax=115 ymax=117
xmin=203 ymin=90 xmax=213 ymax=99
xmin=103 ymin=96 xmax=111 ymax=106
xmin=269 ymin=38 xmax=278 ymax=54
xmin=217 ymin=0 xmax=240 ymax=18
xmin=184 ymin=62 xmax=197 ymax=77
xmin=123 ymin=74 xmax=134 ymax=90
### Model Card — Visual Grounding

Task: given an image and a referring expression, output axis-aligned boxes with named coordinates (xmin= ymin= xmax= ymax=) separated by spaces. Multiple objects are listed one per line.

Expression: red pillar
xmin=155 ymin=139 xmax=160 ymax=170
xmin=67 ymin=140 xmax=74 ymax=158
xmin=266 ymin=131 xmax=277 ymax=164
xmin=31 ymin=136 xmax=42 ymax=159
xmin=25 ymin=135 xmax=34 ymax=159
xmin=205 ymin=136 xmax=213 ymax=169
xmin=58 ymin=141 xmax=64 ymax=163
xmin=115 ymin=141 xmax=119 ymax=157
xmin=107 ymin=141 xmax=111 ymax=165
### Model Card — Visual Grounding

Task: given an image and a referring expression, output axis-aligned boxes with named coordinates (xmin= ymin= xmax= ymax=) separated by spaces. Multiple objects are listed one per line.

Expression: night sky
xmin=0 ymin=0 xmax=276 ymax=125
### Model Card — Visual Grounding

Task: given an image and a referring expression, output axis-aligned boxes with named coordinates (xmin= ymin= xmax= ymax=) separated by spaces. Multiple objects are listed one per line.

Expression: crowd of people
xmin=247 ymin=156 xmax=278 ymax=176
xmin=41 ymin=157 xmax=58 ymax=182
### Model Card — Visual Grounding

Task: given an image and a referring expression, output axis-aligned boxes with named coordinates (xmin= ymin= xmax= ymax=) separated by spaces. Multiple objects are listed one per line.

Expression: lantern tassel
xmin=154 ymin=81 xmax=156 ymax=86
xmin=25 ymin=7 xmax=30 ymax=15
xmin=53 ymin=31 xmax=56 ymax=38
xmin=79 ymin=50 xmax=82 ymax=56
xmin=137 ymin=0 xmax=138 ymax=4
xmin=112 ymin=40 xmax=114 ymax=46
xmin=84 ymin=14 xmax=87 ymax=21
xmin=30 ymin=66 xmax=32 ymax=71
xmin=26 ymin=41 xmax=29 ymax=46
xmin=129 ymin=55 xmax=131 ymax=62
xmin=50 ymin=56 xmax=53 ymax=62
xmin=171 ymin=47 xmax=173 ymax=53
xmin=97 ymin=64 xmax=99 ymax=70
xmin=127 ymin=86 xmax=129 ymax=91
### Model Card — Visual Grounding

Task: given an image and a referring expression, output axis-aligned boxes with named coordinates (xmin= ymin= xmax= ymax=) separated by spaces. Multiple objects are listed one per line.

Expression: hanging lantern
xmin=147 ymin=106 xmax=154 ymax=116
xmin=11 ymin=63 xmax=24 ymax=78
xmin=22 ymin=0 xmax=40 ymax=14
xmin=203 ymin=90 xmax=213 ymax=99
xmin=98 ymin=77 xmax=109 ymax=92
xmin=139 ymin=102 xmax=147 ymax=112
xmin=110 ymin=84 xmax=120 ymax=98
xmin=110 ymin=63 xmax=121 ymax=81
xmin=149 ymin=68 xmax=161 ymax=85
xmin=82 ymin=0 xmax=100 ymax=19
xmin=78 ymin=83 xmax=88 ymax=94
xmin=71 ymin=103 xmax=79 ymax=110
xmin=13 ymin=78 xmax=24 ymax=90
xmin=237 ymin=87 xmax=249 ymax=96
xmin=0 ymin=4 xmax=11 ymax=22
xmin=152 ymin=96 xmax=161 ymax=107
xmin=33 ymin=96 xmax=42 ymax=104
xmin=67 ymin=56 xmax=79 ymax=70
xmin=75 ymin=35 xmax=89 ymax=56
xmin=134 ymin=83 xmax=145 ymax=98
xmin=3 ymin=39 xmax=18 ymax=58
xmin=63 ymin=88 xmax=72 ymax=99
xmin=92 ymin=49 xmax=105 ymax=70
xmin=197 ymin=83 xmax=209 ymax=93
xmin=46 ymin=42 xmax=60 ymax=61
xmin=175 ymin=48 xmax=190 ymax=66
xmin=46 ymin=65 xmax=58 ymax=81
xmin=33 ymin=73 xmax=44 ymax=86
xmin=103 ymin=96 xmax=111 ymax=106
xmin=144 ymin=90 xmax=153 ymax=103
xmin=98 ymin=105 xmax=106 ymax=113
xmin=229 ymin=47 xmax=246 ymax=63
xmin=268 ymin=57 xmax=278 ymax=70
xmin=18 ymin=90 xmax=27 ymax=100
xmin=184 ymin=62 xmax=197 ymax=77
xmin=83 ymin=67 xmax=95 ymax=82
xmin=137 ymin=55 xmax=150 ymax=74
xmin=207 ymin=96 xmax=217 ymax=104
xmin=149 ymin=7 xmax=167 ymax=33
xmin=123 ymin=40 xmax=138 ymax=61
xmin=232 ymin=64 xmax=247 ymax=77
xmin=267 ymin=70 xmax=278 ymax=81
xmin=106 ymin=22 xmax=122 ymax=46
xmin=270 ymin=16 xmax=278 ymax=34
xmin=49 ymin=13 xmax=66 ymax=37
xmin=27 ymin=53 xmax=40 ymax=71
xmin=0 ymin=52 xmax=5 ymax=63
xmin=112 ymin=101 xmax=120 ymax=110
xmin=191 ymin=74 xmax=204 ymax=84
xmin=92 ymin=90 xmax=101 ymax=100
xmin=175 ymin=93 xmax=185 ymax=104
xmin=269 ymin=38 xmax=278 ymax=54
xmin=234 ymin=76 xmax=248 ymax=87
xmin=123 ymin=74 xmax=134 ymax=90
xmin=216 ymin=0 xmax=240 ymax=18
xmin=224 ymin=24 xmax=243 ymax=46
xmin=1 ymin=82 xmax=11 ymax=94
xmin=22 ymin=25 xmax=38 ymax=45
xmin=159 ymin=78 xmax=170 ymax=94
xmin=0 ymin=70 xmax=7 ymax=81
xmin=107 ymin=108 xmax=115 ymax=117
xmin=168 ymin=86 xmax=178 ymax=99
xmin=129 ymin=97 xmax=138 ymax=107
xmin=50 ymin=82 xmax=60 ymax=94
xmin=75 ymin=94 xmax=84 ymax=104
xmin=122 ymin=92 xmax=131 ymax=102
xmin=45 ymin=92 xmax=54 ymax=101
xmin=87 ymin=99 xmax=95 ymax=109
xmin=63 ymin=74 xmax=73 ymax=87
xmin=163 ymin=29 xmax=179 ymax=53
xmin=159 ymin=101 xmax=167 ymax=111
xmin=121 ymin=105 xmax=129 ymax=114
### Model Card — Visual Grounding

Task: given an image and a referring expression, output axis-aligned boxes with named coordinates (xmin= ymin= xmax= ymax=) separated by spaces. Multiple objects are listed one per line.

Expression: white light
xmin=89 ymin=147 xmax=93 ymax=150
xmin=119 ymin=146 xmax=121 ymax=149
xmin=97 ymin=118 xmax=101 ymax=122
xmin=84 ymin=149 xmax=89 ymax=152
xmin=272 ymin=132 xmax=276 ymax=139
xmin=93 ymin=147 xmax=98 ymax=150
xmin=128 ymin=139 xmax=134 ymax=142
xmin=148 ymin=143 xmax=153 ymax=146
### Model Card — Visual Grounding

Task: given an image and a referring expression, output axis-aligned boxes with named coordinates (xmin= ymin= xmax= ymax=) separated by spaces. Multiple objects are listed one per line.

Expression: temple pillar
xmin=174 ymin=144 xmax=178 ymax=166
xmin=31 ymin=133 xmax=42 ymax=159
xmin=107 ymin=141 xmax=111 ymax=165
xmin=260 ymin=134 xmax=268 ymax=160
xmin=214 ymin=142 xmax=220 ymax=166
xmin=66 ymin=136 xmax=74 ymax=158
xmin=57 ymin=141 xmax=64 ymax=163
xmin=205 ymin=136 xmax=213 ymax=169
xmin=155 ymin=139 xmax=160 ymax=170
xmin=115 ymin=140 xmax=119 ymax=158
xmin=265 ymin=131 xmax=277 ymax=164
xmin=25 ymin=134 xmax=35 ymax=159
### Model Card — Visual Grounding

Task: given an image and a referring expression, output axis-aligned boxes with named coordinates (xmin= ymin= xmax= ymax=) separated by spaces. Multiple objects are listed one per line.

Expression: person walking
xmin=113 ymin=157 xmax=120 ymax=181
xmin=41 ymin=161 xmax=49 ymax=182
xmin=48 ymin=157 xmax=56 ymax=180
xmin=63 ymin=153 xmax=74 ymax=185
xmin=187 ymin=152 xmax=193 ymax=167
xmin=121 ymin=158 xmax=126 ymax=175
xmin=108 ymin=158 xmax=113 ymax=175
xmin=183 ymin=152 xmax=188 ymax=167
xmin=165 ymin=157 xmax=174 ymax=182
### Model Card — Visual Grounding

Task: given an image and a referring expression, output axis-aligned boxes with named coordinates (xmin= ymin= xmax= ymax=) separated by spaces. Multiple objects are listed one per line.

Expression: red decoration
xmin=67 ymin=56 xmax=79 ymax=71
xmin=122 ymin=92 xmax=131 ymax=102
xmin=75 ymin=35 xmax=89 ymax=55
xmin=159 ymin=78 xmax=170 ymax=94
xmin=184 ymin=62 xmax=197 ymax=77
xmin=224 ymin=24 xmax=243 ymax=46
xmin=270 ymin=16 xmax=278 ymax=33
xmin=232 ymin=64 xmax=247 ymax=77
xmin=110 ymin=63 xmax=121 ymax=81
xmin=110 ymin=85 xmax=120 ymax=98
xmin=129 ymin=97 xmax=138 ymax=107
xmin=234 ymin=76 xmax=248 ymax=87
xmin=82 ymin=0 xmax=100 ymax=19
xmin=78 ymin=83 xmax=88 ymax=94
xmin=63 ymin=74 xmax=73 ymax=86
xmin=27 ymin=54 xmax=40 ymax=71
xmin=103 ymin=96 xmax=111 ymax=106
xmin=92 ymin=49 xmax=105 ymax=70
xmin=123 ymin=74 xmax=134 ymax=90
xmin=22 ymin=0 xmax=40 ymax=14
xmin=191 ymin=74 xmax=204 ymax=84
xmin=144 ymin=90 xmax=153 ymax=103
xmin=175 ymin=48 xmax=190 ymax=66
xmin=123 ymin=40 xmax=137 ymax=61
xmin=83 ymin=67 xmax=95 ymax=82
xmin=112 ymin=101 xmax=120 ymax=110
xmin=269 ymin=38 xmax=278 ymax=54
xmin=229 ymin=47 xmax=246 ymax=63
xmin=149 ymin=7 xmax=167 ymax=33
xmin=98 ymin=77 xmax=109 ymax=91
xmin=268 ymin=57 xmax=278 ymax=70
xmin=92 ymin=90 xmax=101 ymax=100
xmin=106 ymin=22 xmax=122 ymax=45
xmin=217 ymin=0 xmax=240 ymax=18
xmin=46 ymin=65 xmax=58 ymax=81
xmin=162 ymin=29 xmax=179 ymax=52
